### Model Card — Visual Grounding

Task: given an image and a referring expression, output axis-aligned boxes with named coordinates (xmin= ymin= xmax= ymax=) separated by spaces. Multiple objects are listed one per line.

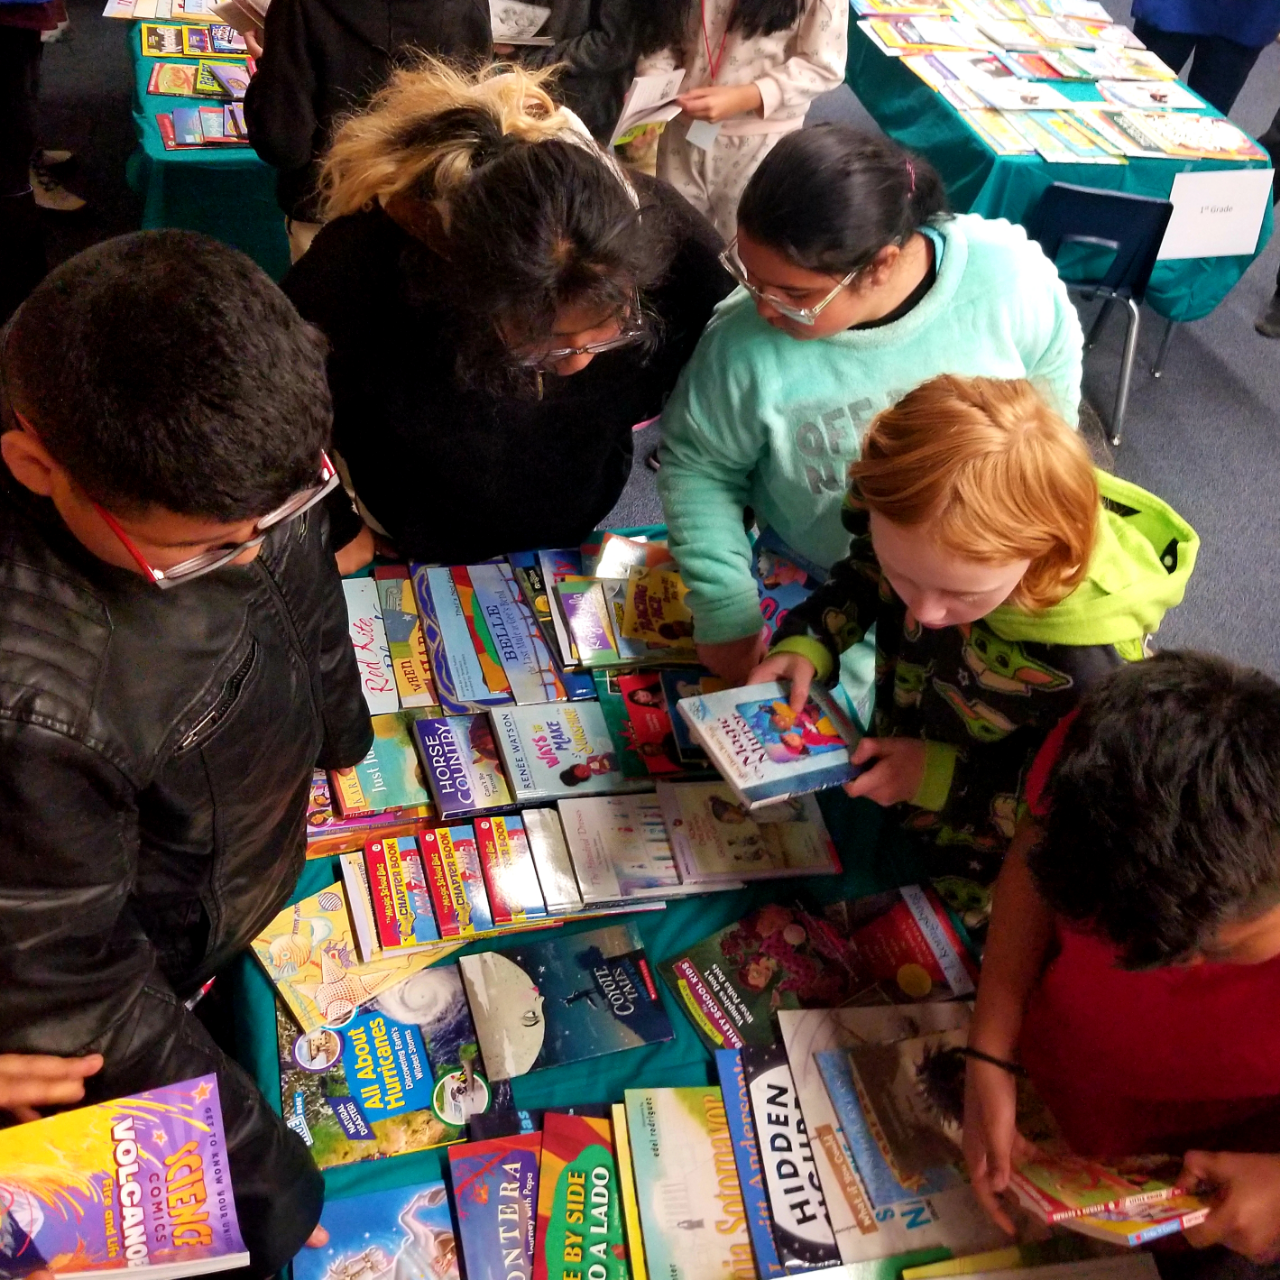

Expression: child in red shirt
xmin=964 ymin=652 xmax=1280 ymax=1265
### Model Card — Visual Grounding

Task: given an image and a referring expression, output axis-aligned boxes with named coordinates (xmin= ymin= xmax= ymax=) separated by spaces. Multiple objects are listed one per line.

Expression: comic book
xmin=656 ymin=782 xmax=840 ymax=883
xmin=414 ymin=714 xmax=514 ymax=820
xmin=623 ymin=1087 xmax=754 ymax=1280
xmin=475 ymin=814 xmax=547 ymax=924
xmin=0 ymin=1075 xmax=247 ymax=1279
xmin=374 ymin=565 xmax=440 ymax=710
xmin=532 ymin=1113 xmax=630 ymax=1280
xmin=676 ymin=682 xmax=862 ymax=807
xmin=343 ymin=577 xmax=400 ymax=716
xmin=459 ymin=924 xmax=673 ymax=1081
xmin=331 ymin=709 xmax=434 ymax=816
xmin=450 ymin=1133 xmax=542 ymax=1280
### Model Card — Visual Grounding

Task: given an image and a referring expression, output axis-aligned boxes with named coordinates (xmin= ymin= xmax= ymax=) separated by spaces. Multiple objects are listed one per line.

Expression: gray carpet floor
xmin=34 ymin=0 xmax=1280 ymax=672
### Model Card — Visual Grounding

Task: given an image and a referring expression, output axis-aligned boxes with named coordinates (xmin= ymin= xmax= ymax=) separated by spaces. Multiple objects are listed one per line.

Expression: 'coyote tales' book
xmin=0 ymin=1075 xmax=248 ymax=1279
xmin=459 ymin=924 xmax=673 ymax=1081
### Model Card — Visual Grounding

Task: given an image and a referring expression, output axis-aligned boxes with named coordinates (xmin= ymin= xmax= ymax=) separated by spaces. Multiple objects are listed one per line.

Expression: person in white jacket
xmin=636 ymin=0 xmax=846 ymax=237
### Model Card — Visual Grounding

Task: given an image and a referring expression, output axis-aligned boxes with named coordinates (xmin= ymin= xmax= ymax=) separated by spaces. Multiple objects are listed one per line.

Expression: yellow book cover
xmin=612 ymin=1102 xmax=649 ymax=1280
xmin=250 ymin=881 xmax=434 ymax=1032
xmin=621 ymin=565 xmax=694 ymax=647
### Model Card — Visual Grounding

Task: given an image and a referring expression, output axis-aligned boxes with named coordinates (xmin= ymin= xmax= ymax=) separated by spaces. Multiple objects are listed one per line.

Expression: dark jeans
xmin=0 ymin=23 xmax=44 ymax=323
xmin=1133 ymin=18 xmax=1264 ymax=117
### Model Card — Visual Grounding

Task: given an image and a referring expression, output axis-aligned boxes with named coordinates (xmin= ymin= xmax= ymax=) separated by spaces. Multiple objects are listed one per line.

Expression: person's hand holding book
xmin=0 ymin=1051 xmax=102 ymax=1123
xmin=1180 ymin=1152 xmax=1280 ymax=1263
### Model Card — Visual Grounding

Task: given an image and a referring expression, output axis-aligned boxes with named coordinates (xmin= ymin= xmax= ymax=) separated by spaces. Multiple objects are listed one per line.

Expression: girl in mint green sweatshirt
xmin=657 ymin=125 xmax=1084 ymax=722
xmin=750 ymin=374 xmax=1196 ymax=885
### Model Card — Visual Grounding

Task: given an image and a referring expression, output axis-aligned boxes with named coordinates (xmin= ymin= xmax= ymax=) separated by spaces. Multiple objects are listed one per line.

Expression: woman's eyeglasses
xmin=92 ymin=452 xmax=342 ymax=589
xmin=719 ymin=238 xmax=860 ymax=326
xmin=513 ymin=293 xmax=646 ymax=369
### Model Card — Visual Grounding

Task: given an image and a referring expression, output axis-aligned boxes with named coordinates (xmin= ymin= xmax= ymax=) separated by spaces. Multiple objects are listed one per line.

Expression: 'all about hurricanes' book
xmin=624 ymin=1087 xmax=755 ymax=1280
xmin=459 ymin=924 xmax=673 ymax=1082
xmin=293 ymin=1182 xmax=458 ymax=1280
xmin=277 ymin=962 xmax=511 ymax=1171
xmin=450 ymin=1133 xmax=541 ymax=1280
xmin=677 ymin=682 xmax=861 ymax=807
xmin=0 ymin=1075 xmax=248 ymax=1279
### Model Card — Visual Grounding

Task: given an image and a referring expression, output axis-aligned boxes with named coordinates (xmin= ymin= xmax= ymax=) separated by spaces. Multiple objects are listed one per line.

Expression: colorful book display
xmin=332 ymin=710 xmax=434 ymax=816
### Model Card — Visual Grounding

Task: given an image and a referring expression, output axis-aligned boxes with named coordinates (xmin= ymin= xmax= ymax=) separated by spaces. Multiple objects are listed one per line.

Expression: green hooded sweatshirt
xmin=771 ymin=470 xmax=1198 ymax=882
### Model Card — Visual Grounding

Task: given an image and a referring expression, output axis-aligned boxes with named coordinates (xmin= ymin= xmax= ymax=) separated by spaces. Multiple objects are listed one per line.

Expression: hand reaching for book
xmin=676 ymin=84 xmax=764 ymax=123
xmin=703 ymin=627 xmax=772 ymax=690
xmin=1180 ymin=1152 xmax=1280 ymax=1262
xmin=746 ymin=646 xmax=814 ymax=711
xmin=963 ymin=1056 xmax=1036 ymax=1236
xmin=843 ymin=737 xmax=926 ymax=807
xmin=0 ymin=1051 xmax=103 ymax=1122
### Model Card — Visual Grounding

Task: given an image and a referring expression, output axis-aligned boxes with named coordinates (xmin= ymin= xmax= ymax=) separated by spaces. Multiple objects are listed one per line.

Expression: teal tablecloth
xmin=125 ymin=22 xmax=290 ymax=278
xmin=845 ymin=23 xmax=1275 ymax=322
xmin=230 ymin=792 xmax=926 ymax=1205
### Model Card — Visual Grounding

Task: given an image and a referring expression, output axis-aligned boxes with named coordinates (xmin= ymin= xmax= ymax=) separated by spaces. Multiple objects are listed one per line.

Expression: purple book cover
xmin=414 ymin=714 xmax=514 ymax=820
xmin=449 ymin=1133 xmax=541 ymax=1280
xmin=0 ymin=1074 xmax=246 ymax=1277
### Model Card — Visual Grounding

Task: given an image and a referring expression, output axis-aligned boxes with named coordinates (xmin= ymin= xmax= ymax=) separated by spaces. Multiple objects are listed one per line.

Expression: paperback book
xmin=624 ymin=1087 xmax=755 ymax=1280
xmin=532 ymin=1113 xmax=629 ymax=1280
xmin=0 ymin=1075 xmax=248 ymax=1279
xmin=557 ymin=795 xmax=682 ymax=904
xmin=414 ymin=714 xmax=514 ymax=819
xmin=450 ymin=1133 xmax=542 ymax=1280
xmin=375 ymin=565 xmax=440 ymax=709
xmin=611 ymin=1103 xmax=648 ymax=1280
xmin=656 ymin=781 xmax=841 ymax=883
xmin=452 ymin=566 xmax=515 ymax=701
xmin=331 ymin=709 xmax=434 ymax=816
xmin=752 ymin=528 xmax=825 ymax=638
xmin=421 ymin=823 xmax=496 ymax=938
xmin=476 ymin=813 xmax=548 ymax=924
xmin=361 ymin=834 xmax=441 ymax=953
xmin=277 ymin=963 xmax=510 ymax=1171
xmin=292 ymin=1183 xmax=458 ymax=1280
xmin=306 ymin=769 xmax=432 ymax=860
xmin=676 ymin=681 xmax=861 ymax=807
xmin=468 ymin=560 xmax=566 ymax=703
xmin=1065 ymin=1197 xmax=1211 ymax=1247
xmin=459 ymin=923 xmax=673 ymax=1081
xmin=522 ymin=807 xmax=585 ymax=914
xmin=1009 ymin=1152 xmax=1192 ymax=1223
xmin=343 ymin=577 xmax=400 ymax=715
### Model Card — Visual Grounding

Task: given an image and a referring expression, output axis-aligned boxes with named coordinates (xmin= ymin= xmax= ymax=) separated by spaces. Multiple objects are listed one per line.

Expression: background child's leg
xmin=705 ymin=132 xmax=785 ymax=241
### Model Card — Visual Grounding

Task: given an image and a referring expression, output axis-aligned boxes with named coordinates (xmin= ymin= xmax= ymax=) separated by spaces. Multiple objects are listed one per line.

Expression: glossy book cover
xmin=343 ymin=577 xmax=400 ymax=716
xmin=375 ymin=566 xmax=440 ymax=709
xmin=449 ymin=1133 xmax=541 ymax=1280
xmin=0 ymin=1074 xmax=247 ymax=1278
xmin=414 ymin=715 xmax=514 ymax=820
xmin=422 ymin=824 xmax=496 ymax=938
xmin=332 ymin=710 xmax=434 ymax=816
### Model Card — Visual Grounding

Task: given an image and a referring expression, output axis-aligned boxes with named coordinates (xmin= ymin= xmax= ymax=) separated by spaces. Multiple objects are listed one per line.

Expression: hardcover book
xmin=414 ymin=714 xmax=514 ymax=820
xmin=277 ymin=963 xmax=510 ymax=1171
xmin=476 ymin=814 xmax=547 ymax=924
xmin=739 ymin=1042 xmax=840 ymax=1272
xmin=492 ymin=701 xmax=644 ymax=803
xmin=459 ymin=924 xmax=673 ymax=1081
xmin=450 ymin=1133 xmax=542 ymax=1280
xmin=375 ymin=565 xmax=440 ymax=709
xmin=0 ymin=1075 xmax=247 ymax=1279
xmin=624 ymin=1087 xmax=755 ymax=1280
xmin=677 ymin=682 xmax=862 ymax=807
xmin=421 ymin=824 xmax=496 ymax=938
xmin=292 ymin=1183 xmax=457 ymax=1280
xmin=343 ymin=577 xmax=400 ymax=715
xmin=656 ymin=782 xmax=840 ymax=883
xmin=332 ymin=709 xmax=434 ymax=816
xmin=556 ymin=795 xmax=681 ymax=904
xmin=532 ymin=1113 xmax=630 ymax=1280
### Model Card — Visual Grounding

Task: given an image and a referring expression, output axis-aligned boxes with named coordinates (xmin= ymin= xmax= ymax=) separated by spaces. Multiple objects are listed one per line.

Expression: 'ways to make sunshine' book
xmin=0 ymin=1074 xmax=248 ymax=1279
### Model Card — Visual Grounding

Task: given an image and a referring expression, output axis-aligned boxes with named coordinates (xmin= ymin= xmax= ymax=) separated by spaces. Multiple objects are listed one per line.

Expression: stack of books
xmin=854 ymin=0 xmax=1267 ymax=164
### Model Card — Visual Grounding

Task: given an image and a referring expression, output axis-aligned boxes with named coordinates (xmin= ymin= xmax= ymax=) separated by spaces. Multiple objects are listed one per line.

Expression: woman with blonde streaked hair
xmin=283 ymin=59 xmax=731 ymax=571
xmin=748 ymin=373 xmax=1198 ymax=886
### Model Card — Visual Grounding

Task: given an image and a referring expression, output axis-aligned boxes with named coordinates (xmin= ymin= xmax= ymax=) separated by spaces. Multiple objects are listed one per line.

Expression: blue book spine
xmin=715 ymin=1048 xmax=785 ymax=1278
xmin=410 ymin=563 xmax=509 ymax=714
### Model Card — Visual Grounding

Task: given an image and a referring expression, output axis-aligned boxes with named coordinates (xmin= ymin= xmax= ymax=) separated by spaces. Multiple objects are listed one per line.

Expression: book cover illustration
xmin=492 ymin=702 xmax=643 ymax=803
xmin=449 ymin=1133 xmax=541 ymax=1280
xmin=534 ymin=548 xmax=584 ymax=667
xmin=278 ymin=963 xmax=511 ymax=1171
xmin=469 ymin=561 xmax=565 ymax=704
xmin=332 ymin=710 xmax=434 ymax=816
xmin=620 ymin=565 xmax=694 ymax=651
xmin=591 ymin=670 xmax=670 ymax=779
xmin=422 ymin=824 xmax=496 ymax=938
xmin=459 ymin=924 xmax=673 ymax=1081
xmin=140 ymin=23 xmax=184 ymax=54
xmin=1066 ymin=1196 xmax=1210 ymax=1247
xmin=207 ymin=61 xmax=250 ymax=98
xmin=624 ymin=1087 xmax=755 ymax=1280
xmin=658 ymin=670 xmax=722 ymax=765
xmin=0 ymin=1075 xmax=248 ymax=1278
xmin=556 ymin=580 xmax=619 ymax=668
xmin=678 ymin=682 xmax=861 ymax=807
xmin=751 ymin=529 xmax=825 ymax=638
xmin=611 ymin=1103 xmax=649 ymax=1280
xmin=414 ymin=714 xmax=513 ymax=820
xmin=251 ymin=881 xmax=434 ymax=1032
xmin=452 ymin=566 xmax=515 ymax=701
xmin=775 ymin=1005 xmax=1007 ymax=1267
xmin=307 ymin=769 xmax=432 ymax=860
xmin=147 ymin=61 xmax=198 ymax=94
xmin=557 ymin=796 xmax=681 ymax=904
xmin=532 ymin=1113 xmax=629 ymax=1280
xmin=739 ymin=1042 xmax=840 ymax=1272
xmin=376 ymin=566 xmax=440 ymax=709
xmin=363 ymin=835 xmax=442 ymax=950
xmin=656 ymin=782 xmax=840 ymax=883
xmin=714 ymin=1049 xmax=785 ymax=1279
xmin=343 ymin=577 xmax=400 ymax=716
xmin=521 ymin=808 xmax=584 ymax=915
xmin=476 ymin=815 xmax=547 ymax=925
xmin=614 ymin=672 xmax=685 ymax=775
xmin=1009 ymin=1152 xmax=1188 ymax=1223
xmin=411 ymin=563 xmax=513 ymax=714
xmin=171 ymin=105 xmax=203 ymax=145
xmin=293 ymin=1183 xmax=459 ymax=1280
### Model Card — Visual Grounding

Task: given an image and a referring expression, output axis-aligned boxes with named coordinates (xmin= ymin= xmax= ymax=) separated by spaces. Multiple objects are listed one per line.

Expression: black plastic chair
xmin=1024 ymin=183 xmax=1173 ymax=446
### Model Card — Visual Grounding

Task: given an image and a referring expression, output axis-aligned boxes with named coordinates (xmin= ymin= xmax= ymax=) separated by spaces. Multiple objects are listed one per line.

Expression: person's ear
xmin=0 ymin=427 xmax=58 ymax=497
xmin=865 ymin=244 xmax=901 ymax=290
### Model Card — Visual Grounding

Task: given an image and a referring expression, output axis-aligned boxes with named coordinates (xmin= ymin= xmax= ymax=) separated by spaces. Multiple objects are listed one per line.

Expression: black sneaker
xmin=1255 ymin=289 xmax=1280 ymax=339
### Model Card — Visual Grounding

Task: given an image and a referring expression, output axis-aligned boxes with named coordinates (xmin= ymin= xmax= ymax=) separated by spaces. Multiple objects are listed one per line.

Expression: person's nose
xmin=552 ymin=351 xmax=596 ymax=377
xmin=911 ymin=593 xmax=950 ymax=626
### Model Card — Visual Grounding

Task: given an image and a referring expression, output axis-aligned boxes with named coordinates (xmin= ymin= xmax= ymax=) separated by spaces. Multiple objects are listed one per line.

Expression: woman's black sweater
xmin=283 ymin=174 xmax=732 ymax=565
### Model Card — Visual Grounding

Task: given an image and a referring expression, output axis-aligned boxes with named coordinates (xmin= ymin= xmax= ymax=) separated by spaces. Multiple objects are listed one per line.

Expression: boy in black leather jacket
xmin=0 ymin=231 xmax=373 ymax=1277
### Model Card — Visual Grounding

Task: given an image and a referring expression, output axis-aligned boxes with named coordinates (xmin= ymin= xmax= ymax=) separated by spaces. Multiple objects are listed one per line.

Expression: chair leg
xmin=1110 ymin=297 xmax=1142 ymax=447
xmin=1086 ymin=296 xmax=1116 ymax=350
xmin=1152 ymin=318 xmax=1175 ymax=378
